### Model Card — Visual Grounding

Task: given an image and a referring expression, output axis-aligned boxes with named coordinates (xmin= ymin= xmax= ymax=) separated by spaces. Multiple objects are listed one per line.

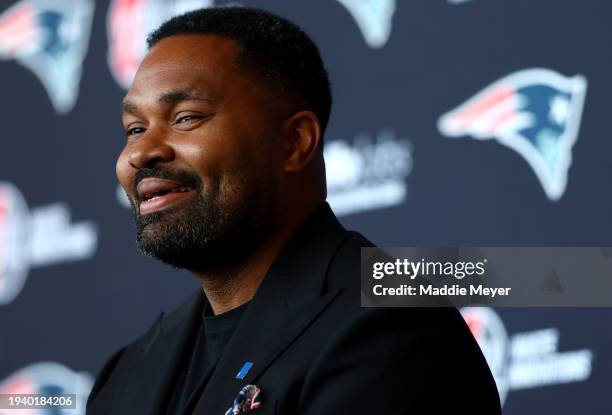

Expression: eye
xmin=172 ymin=113 xmax=212 ymax=130
xmin=125 ymin=126 xmax=146 ymax=137
xmin=176 ymin=115 xmax=195 ymax=123
xmin=174 ymin=114 xmax=203 ymax=125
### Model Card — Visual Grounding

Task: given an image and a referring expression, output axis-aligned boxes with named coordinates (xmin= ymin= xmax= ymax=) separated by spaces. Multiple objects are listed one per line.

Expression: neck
xmin=193 ymin=202 xmax=321 ymax=315
xmin=194 ymin=240 xmax=276 ymax=315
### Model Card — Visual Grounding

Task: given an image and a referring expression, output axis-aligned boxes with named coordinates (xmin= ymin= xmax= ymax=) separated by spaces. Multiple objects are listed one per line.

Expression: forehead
xmin=126 ymin=34 xmax=243 ymax=100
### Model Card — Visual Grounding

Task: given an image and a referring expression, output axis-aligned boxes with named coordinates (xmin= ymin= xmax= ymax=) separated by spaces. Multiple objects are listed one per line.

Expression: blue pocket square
xmin=225 ymin=384 xmax=263 ymax=415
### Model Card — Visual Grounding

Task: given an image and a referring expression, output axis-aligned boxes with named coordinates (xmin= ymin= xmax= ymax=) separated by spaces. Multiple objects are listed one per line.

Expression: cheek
xmin=201 ymin=150 xmax=266 ymax=204
xmin=179 ymin=130 xmax=249 ymax=181
xmin=224 ymin=150 xmax=280 ymax=203
xmin=115 ymin=149 xmax=133 ymax=190
xmin=178 ymin=118 xmax=281 ymax=197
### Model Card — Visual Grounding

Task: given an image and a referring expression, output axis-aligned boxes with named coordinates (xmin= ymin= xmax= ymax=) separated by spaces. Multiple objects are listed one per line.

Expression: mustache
xmin=132 ymin=166 xmax=202 ymax=203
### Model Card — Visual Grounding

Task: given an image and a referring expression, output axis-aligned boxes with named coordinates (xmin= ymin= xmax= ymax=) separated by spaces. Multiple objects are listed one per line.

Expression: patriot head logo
xmin=107 ymin=0 xmax=214 ymax=89
xmin=0 ymin=182 xmax=98 ymax=306
xmin=0 ymin=0 xmax=94 ymax=114
xmin=0 ymin=361 xmax=93 ymax=415
xmin=335 ymin=0 xmax=396 ymax=48
xmin=438 ymin=68 xmax=587 ymax=201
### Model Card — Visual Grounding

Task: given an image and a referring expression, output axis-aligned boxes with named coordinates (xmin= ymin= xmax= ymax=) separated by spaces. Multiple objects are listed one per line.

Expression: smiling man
xmin=86 ymin=6 xmax=500 ymax=415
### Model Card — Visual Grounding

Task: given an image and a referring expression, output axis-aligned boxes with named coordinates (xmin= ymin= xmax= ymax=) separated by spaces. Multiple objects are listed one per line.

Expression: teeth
xmin=143 ymin=187 xmax=193 ymax=201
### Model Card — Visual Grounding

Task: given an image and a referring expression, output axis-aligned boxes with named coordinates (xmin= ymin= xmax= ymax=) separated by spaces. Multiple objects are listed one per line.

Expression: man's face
xmin=117 ymin=34 xmax=284 ymax=271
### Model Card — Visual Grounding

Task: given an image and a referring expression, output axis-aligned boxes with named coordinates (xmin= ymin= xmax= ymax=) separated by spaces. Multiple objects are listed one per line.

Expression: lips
xmin=136 ymin=178 xmax=196 ymax=215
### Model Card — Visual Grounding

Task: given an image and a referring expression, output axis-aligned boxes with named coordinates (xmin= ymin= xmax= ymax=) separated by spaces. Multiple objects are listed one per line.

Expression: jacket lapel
xmin=190 ymin=202 xmax=350 ymax=414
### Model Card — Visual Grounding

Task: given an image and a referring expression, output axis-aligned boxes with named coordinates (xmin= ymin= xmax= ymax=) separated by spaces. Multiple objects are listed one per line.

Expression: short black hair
xmin=147 ymin=6 xmax=332 ymax=138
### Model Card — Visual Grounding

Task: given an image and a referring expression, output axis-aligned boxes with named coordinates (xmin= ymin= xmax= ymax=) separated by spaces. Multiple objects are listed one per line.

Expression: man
xmin=87 ymin=6 xmax=500 ymax=415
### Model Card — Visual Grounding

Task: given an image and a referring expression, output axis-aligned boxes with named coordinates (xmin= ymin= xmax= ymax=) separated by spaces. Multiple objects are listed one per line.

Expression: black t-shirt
xmin=166 ymin=300 xmax=250 ymax=415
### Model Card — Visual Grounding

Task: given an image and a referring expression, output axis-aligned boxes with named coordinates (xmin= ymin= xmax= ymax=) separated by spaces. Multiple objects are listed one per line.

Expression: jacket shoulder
xmin=86 ymin=312 xmax=162 ymax=410
xmin=86 ymin=290 xmax=201 ymax=411
xmin=300 ymin=232 xmax=501 ymax=412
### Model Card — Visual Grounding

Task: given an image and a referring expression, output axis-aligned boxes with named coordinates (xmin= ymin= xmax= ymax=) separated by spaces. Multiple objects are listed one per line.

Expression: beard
xmin=130 ymin=166 xmax=275 ymax=272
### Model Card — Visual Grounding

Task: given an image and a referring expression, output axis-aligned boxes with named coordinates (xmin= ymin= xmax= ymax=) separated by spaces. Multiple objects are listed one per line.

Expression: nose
xmin=127 ymin=126 xmax=175 ymax=169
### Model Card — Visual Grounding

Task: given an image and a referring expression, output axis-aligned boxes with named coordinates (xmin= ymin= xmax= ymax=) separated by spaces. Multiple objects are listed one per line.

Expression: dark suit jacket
xmin=87 ymin=203 xmax=501 ymax=414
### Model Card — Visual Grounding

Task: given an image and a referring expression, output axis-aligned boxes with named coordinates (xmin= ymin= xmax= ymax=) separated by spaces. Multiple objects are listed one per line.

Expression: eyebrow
xmin=121 ymin=87 xmax=215 ymax=116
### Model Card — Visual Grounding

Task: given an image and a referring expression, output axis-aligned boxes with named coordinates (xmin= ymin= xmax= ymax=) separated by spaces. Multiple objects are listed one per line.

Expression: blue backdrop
xmin=0 ymin=0 xmax=610 ymax=413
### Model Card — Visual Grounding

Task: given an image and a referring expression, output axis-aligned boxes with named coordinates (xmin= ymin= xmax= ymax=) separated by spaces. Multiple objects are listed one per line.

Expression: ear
xmin=282 ymin=110 xmax=322 ymax=173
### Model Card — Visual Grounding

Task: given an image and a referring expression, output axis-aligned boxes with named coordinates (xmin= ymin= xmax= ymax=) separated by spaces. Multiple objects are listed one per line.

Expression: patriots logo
xmin=107 ymin=0 xmax=214 ymax=89
xmin=0 ymin=182 xmax=30 ymax=306
xmin=438 ymin=68 xmax=587 ymax=201
xmin=461 ymin=307 xmax=509 ymax=404
xmin=0 ymin=0 xmax=94 ymax=114
xmin=0 ymin=182 xmax=97 ymax=306
xmin=335 ymin=0 xmax=395 ymax=48
xmin=0 ymin=361 xmax=93 ymax=415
